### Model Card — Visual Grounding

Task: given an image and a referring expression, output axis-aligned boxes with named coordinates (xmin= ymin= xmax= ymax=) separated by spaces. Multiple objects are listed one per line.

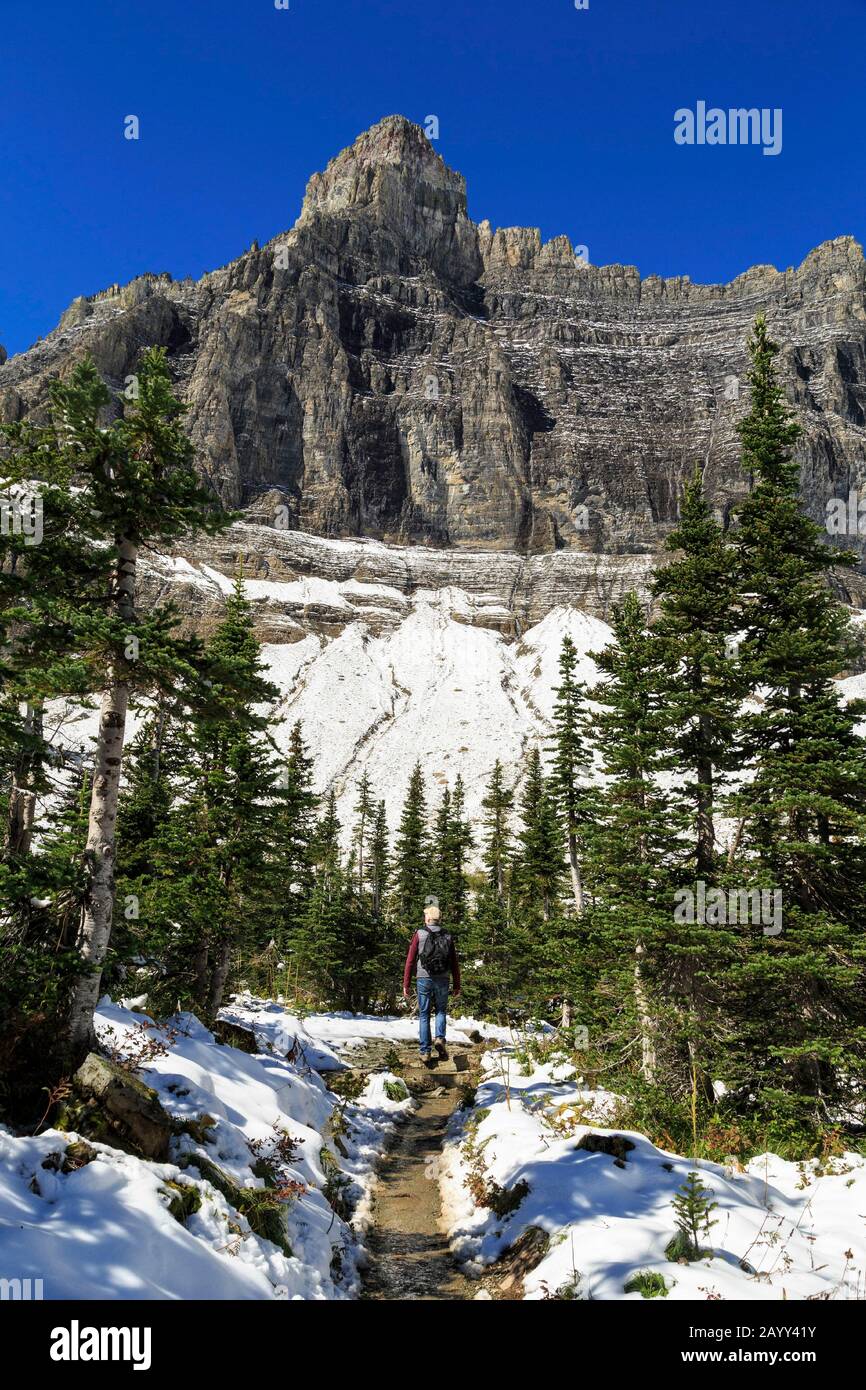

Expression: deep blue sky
xmin=2 ymin=0 xmax=864 ymax=356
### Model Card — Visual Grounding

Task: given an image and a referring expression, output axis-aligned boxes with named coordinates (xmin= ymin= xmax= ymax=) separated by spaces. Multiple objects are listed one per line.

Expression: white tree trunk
xmin=634 ymin=938 xmax=657 ymax=1082
xmin=4 ymin=702 xmax=40 ymax=857
xmin=5 ymin=784 xmax=36 ymax=857
xmin=568 ymin=831 xmax=584 ymax=914
xmin=635 ymin=815 xmax=656 ymax=1083
xmin=68 ymin=537 xmax=137 ymax=1054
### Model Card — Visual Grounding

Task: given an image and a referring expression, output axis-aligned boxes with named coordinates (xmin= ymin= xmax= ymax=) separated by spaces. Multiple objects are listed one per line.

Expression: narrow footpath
xmin=362 ymin=1044 xmax=480 ymax=1300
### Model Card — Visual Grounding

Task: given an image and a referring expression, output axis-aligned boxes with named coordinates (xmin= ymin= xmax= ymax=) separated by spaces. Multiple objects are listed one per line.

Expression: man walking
xmin=403 ymin=894 xmax=461 ymax=1065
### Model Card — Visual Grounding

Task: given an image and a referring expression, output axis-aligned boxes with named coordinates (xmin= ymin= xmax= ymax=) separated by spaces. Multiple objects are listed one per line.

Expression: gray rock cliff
xmin=3 ymin=114 xmax=866 ymax=610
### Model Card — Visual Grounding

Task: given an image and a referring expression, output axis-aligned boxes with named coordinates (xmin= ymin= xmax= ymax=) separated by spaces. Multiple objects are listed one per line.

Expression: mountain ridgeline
xmin=2 ymin=114 xmax=866 ymax=612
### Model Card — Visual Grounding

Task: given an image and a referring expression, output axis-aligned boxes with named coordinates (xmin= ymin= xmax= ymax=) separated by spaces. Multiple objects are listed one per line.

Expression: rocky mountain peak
xmin=296 ymin=115 xmax=482 ymax=284
xmin=299 ymin=115 xmax=459 ymax=212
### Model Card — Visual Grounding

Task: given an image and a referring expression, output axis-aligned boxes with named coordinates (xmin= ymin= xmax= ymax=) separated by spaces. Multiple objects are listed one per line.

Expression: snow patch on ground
xmin=221 ymin=995 xmax=514 ymax=1067
xmin=0 ymin=999 xmax=417 ymax=1300
xmin=440 ymin=1048 xmax=866 ymax=1301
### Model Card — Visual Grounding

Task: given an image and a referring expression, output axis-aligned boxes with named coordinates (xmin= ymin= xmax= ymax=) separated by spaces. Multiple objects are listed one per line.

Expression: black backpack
xmin=420 ymin=929 xmax=452 ymax=975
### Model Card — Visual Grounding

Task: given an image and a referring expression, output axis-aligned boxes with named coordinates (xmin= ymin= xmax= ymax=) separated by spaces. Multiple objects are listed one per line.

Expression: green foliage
xmin=391 ymin=762 xmax=429 ymax=925
xmin=326 ymin=1070 xmax=369 ymax=1102
xmin=624 ymin=1270 xmax=670 ymax=1298
xmin=1 ymin=349 xmax=234 ymax=1106
xmin=668 ymin=1170 xmax=718 ymax=1261
xmin=383 ymin=1077 xmax=410 ymax=1102
xmin=160 ymin=1180 xmax=203 ymax=1224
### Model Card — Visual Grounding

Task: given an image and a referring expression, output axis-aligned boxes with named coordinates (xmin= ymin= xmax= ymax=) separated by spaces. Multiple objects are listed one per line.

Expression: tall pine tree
xmin=728 ymin=314 xmax=866 ymax=1127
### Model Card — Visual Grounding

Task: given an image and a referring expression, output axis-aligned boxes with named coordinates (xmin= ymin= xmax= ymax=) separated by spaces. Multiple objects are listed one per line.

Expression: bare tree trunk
xmin=5 ymin=784 xmax=36 ymax=857
xmin=67 ymin=537 xmax=137 ymax=1054
xmin=727 ymin=818 xmax=746 ymax=868
xmin=193 ymin=943 xmax=210 ymax=1004
xmin=567 ymin=830 xmax=584 ymax=914
xmin=635 ymin=812 xmax=657 ymax=1083
xmin=634 ymin=938 xmax=657 ymax=1081
xmin=4 ymin=702 xmax=41 ymax=857
xmin=207 ymin=941 xmax=232 ymax=1017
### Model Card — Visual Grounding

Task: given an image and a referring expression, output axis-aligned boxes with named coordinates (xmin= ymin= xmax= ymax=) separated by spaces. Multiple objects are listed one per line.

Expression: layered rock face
xmin=3 ymin=115 xmax=866 ymax=610
xmin=137 ymin=522 xmax=658 ymax=638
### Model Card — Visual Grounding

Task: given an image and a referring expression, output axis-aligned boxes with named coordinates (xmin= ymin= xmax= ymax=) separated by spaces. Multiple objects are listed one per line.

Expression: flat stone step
xmin=413 ymin=1072 xmax=464 ymax=1090
xmin=403 ymin=1053 xmax=469 ymax=1075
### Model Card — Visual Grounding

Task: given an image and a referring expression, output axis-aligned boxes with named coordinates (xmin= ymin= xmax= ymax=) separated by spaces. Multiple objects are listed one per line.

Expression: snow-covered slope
xmin=264 ymin=599 xmax=611 ymax=830
xmin=441 ymin=1047 xmax=866 ymax=1301
xmin=0 ymin=999 xmax=416 ymax=1300
xmin=44 ymin=597 xmax=613 ymax=839
xmin=42 ymin=545 xmax=866 ymax=845
xmin=8 ymin=1005 xmax=861 ymax=1302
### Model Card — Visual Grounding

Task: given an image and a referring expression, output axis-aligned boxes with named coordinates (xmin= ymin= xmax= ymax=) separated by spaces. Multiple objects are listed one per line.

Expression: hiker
xmin=402 ymin=894 xmax=461 ymax=1065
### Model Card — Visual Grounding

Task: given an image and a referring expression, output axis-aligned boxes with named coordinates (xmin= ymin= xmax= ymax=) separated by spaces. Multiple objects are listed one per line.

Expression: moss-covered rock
xmin=40 ymin=1140 xmax=99 ymax=1175
xmin=159 ymin=1180 xmax=203 ymax=1223
xmin=179 ymin=1152 xmax=293 ymax=1257
xmin=58 ymin=1054 xmax=173 ymax=1160
xmin=212 ymin=1020 xmax=258 ymax=1053
xmin=178 ymin=1113 xmax=217 ymax=1144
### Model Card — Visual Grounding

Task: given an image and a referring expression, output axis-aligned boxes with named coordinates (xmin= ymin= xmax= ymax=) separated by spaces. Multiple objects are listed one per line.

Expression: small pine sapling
xmin=667 ymin=1169 xmax=718 ymax=1262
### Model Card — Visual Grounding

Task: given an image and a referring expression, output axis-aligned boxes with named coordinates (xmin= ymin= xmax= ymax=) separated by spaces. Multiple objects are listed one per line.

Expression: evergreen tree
xmin=431 ymin=785 xmax=453 ymax=909
xmin=1 ymin=429 xmax=106 ymax=1098
xmin=115 ymin=707 xmax=177 ymax=883
xmin=352 ymin=772 xmax=375 ymax=893
xmin=670 ymin=1171 xmax=718 ymax=1260
xmin=116 ymin=576 xmax=281 ymax=1015
xmin=463 ymin=761 xmax=515 ymax=1016
xmin=512 ymin=746 xmax=563 ymax=923
xmin=448 ymin=775 xmax=472 ymax=928
xmin=2 ymin=350 xmax=230 ymax=1066
xmin=391 ymin=762 xmax=429 ymax=929
xmin=587 ymin=594 xmax=684 ymax=1082
xmin=113 ymin=706 xmax=182 ymax=998
xmin=430 ymin=777 xmax=472 ymax=927
xmin=652 ymin=467 xmax=742 ymax=879
xmin=182 ymin=574 xmax=280 ymax=1013
xmin=272 ymin=721 xmax=318 ymax=945
xmin=296 ymin=790 xmax=347 ymax=1003
xmin=728 ymin=314 xmax=866 ymax=1123
xmin=650 ymin=467 xmax=744 ymax=1095
xmin=366 ymin=799 xmax=390 ymax=918
xmin=481 ymin=760 xmax=513 ymax=905
xmin=366 ymin=797 xmax=401 ymax=1010
xmin=548 ymin=636 xmax=595 ymax=912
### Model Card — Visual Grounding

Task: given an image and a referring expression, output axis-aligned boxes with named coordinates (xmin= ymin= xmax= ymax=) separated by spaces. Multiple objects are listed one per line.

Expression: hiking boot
xmin=420 ymin=1051 xmax=435 ymax=1068
xmin=434 ymin=1039 xmax=448 ymax=1061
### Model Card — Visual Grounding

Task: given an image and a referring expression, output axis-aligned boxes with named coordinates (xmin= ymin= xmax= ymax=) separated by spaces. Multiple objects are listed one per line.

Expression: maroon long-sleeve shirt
xmin=403 ymin=928 xmax=461 ymax=994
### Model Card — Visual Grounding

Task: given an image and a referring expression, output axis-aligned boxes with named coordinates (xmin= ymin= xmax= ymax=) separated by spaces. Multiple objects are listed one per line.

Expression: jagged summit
xmin=296 ymin=115 xmax=481 ymax=285
xmin=299 ymin=115 xmax=465 ymax=216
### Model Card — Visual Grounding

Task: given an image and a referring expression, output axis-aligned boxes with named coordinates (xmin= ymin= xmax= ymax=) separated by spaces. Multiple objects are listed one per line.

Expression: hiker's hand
xmin=453 ymin=989 xmax=461 ymax=999
xmin=402 ymin=988 xmax=409 ymax=1000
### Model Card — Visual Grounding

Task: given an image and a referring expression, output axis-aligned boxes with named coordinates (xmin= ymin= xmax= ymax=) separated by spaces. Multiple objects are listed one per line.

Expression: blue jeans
xmin=417 ymin=976 xmax=449 ymax=1053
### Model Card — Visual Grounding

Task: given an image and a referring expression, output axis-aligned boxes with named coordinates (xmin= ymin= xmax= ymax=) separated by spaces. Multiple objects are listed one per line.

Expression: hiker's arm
xmin=403 ymin=933 xmax=419 ymax=996
xmin=450 ymin=939 xmax=461 ymax=995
